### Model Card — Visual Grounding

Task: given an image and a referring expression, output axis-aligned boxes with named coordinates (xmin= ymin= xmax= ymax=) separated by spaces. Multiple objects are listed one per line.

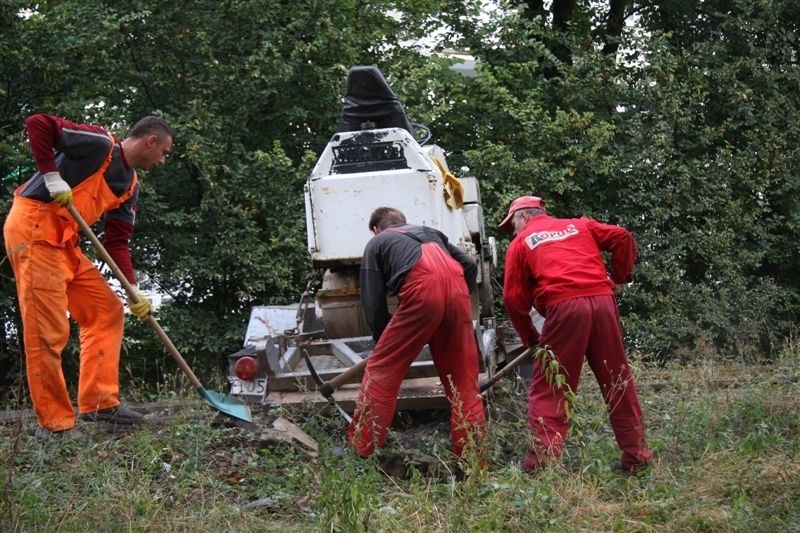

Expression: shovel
xmin=302 ymin=350 xmax=369 ymax=423
xmin=67 ymin=204 xmax=252 ymax=423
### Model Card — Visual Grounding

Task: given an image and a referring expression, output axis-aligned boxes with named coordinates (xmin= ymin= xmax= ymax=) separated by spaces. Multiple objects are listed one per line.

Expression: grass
xmin=1 ymin=348 xmax=799 ymax=532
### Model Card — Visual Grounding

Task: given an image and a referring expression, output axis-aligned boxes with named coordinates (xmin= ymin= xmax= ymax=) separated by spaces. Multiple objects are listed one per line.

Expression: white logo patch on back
xmin=524 ymin=224 xmax=579 ymax=250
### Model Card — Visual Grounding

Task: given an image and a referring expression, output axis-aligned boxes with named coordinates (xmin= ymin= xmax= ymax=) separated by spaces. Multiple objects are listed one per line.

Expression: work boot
xmin=613 ymin=459 xmax=651 ymax=475
xmin=34 ymin=426 xmax=90 ymax=443
xmin=79 ymin=405 xmax=145 ymax=425
xmin=522 ymin=454 xmax=550 ymax=473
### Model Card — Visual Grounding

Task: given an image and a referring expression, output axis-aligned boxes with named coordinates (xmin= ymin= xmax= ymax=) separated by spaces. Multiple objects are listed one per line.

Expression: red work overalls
xmin=348 ymin=243 xmax=487 ymax=458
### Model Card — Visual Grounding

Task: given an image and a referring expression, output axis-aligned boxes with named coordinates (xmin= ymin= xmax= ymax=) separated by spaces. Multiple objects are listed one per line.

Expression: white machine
xmin=225 ymin=66 xmax=513 ymax=409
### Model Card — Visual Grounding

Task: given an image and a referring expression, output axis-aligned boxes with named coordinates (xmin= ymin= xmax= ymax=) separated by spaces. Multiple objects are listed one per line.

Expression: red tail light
xmin=234 ymin=356 xmax=259 ymax=381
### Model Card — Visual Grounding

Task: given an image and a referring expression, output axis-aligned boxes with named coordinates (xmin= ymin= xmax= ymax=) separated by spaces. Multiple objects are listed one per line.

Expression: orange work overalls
xmin=3 ymin=143 xmax=138 ymax=431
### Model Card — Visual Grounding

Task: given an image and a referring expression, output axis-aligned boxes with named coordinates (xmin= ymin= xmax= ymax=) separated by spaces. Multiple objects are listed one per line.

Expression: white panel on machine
xmin=305 ymin=127 xmax=467 ymax=264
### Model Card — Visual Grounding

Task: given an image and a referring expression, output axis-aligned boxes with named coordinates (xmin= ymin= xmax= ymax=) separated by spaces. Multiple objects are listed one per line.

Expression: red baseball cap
xmin=498 ymin=195 xmax=545 ymax=232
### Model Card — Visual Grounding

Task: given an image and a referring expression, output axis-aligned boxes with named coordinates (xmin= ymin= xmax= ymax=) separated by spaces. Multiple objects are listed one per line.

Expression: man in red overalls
xmin=3 ymin=113 xmax=174 ymax=438
xmin=348 ymin=207 xmax=487 ymax=461
xmin=500 ymin=196 xmax=652 ymax=473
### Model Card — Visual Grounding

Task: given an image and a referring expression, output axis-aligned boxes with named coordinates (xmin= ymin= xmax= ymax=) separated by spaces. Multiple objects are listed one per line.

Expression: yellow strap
xmin=430 ymin=156 xmax=464 ymax=209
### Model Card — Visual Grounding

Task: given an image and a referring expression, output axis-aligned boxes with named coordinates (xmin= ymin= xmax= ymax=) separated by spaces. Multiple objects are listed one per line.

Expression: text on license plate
xmin=230 ymin=378 xmax=267 ymax=396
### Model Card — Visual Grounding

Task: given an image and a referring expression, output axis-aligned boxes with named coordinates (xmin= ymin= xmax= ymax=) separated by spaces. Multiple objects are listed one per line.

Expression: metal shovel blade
xmin=198 ymin=388 xmax=253 ymax=423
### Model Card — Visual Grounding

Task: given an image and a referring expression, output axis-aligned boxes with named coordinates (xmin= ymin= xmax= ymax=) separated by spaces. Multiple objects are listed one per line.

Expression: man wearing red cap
xmin=499 ymin=196 xmax=652 ymax=473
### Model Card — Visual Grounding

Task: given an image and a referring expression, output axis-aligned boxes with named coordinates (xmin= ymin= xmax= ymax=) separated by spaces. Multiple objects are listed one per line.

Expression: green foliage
xmin=0 ymin=0 xmax=440 ymax=385
xmin=432 ymin=0 xmax=800 ymax=361
xmin=1 ymin=0 xmax=800 ymax=394
xmin=615 ymin=1 xmax=800 ymax=360
xmin=315 ymin=456 xmax=380 ymax=532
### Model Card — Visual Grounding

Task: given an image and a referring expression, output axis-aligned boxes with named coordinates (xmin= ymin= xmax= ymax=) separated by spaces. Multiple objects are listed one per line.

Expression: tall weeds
xmin=0 ymin=359 xmax=798 ymax=531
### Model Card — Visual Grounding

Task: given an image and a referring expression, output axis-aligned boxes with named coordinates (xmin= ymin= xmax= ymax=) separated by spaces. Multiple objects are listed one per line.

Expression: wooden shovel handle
xmin=480 ymin=346 xmax=535 ymax=393
xmin=320 ymin=356 xmax=369 ymax=397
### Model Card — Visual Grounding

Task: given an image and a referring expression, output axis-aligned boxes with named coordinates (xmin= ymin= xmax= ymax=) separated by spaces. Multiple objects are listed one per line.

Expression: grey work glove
xmin=43 ymin=172 xmax=73 ymax=206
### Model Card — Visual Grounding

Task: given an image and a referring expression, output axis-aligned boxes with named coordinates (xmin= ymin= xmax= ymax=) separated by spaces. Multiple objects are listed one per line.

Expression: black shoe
xmin=79 ymin=405 xmax=144 ymax=425
xmin=613 ymin=460 xmax=651 ymax=475
xmin=376 ymin=452 xmax=408 ymax=478
xmin=34 ymin=426 xmax=89 ymax=443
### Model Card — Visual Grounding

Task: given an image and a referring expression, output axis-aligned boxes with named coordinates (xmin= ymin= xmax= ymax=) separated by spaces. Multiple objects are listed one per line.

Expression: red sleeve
xmin=502 ymin=238 xmax=539 ymax=347
xmin=25 ymin=114 xmax=63 ymax=173
xmin=26 ymin=114 xmax=108 ymax=174
xmin=587 ymin=219 xmax=637 ymax=283
xmin=103 ymin=218 xmax=137 ymax=284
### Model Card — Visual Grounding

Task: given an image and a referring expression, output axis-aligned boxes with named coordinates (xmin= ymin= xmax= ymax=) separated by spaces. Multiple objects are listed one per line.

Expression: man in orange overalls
xmin=3 ymin=113 xmax=174 ymax=439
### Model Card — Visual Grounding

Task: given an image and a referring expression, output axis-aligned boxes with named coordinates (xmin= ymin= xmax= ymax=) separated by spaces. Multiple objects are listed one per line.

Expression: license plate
xmin=229 ymin=377 xmax=267 ymax=396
